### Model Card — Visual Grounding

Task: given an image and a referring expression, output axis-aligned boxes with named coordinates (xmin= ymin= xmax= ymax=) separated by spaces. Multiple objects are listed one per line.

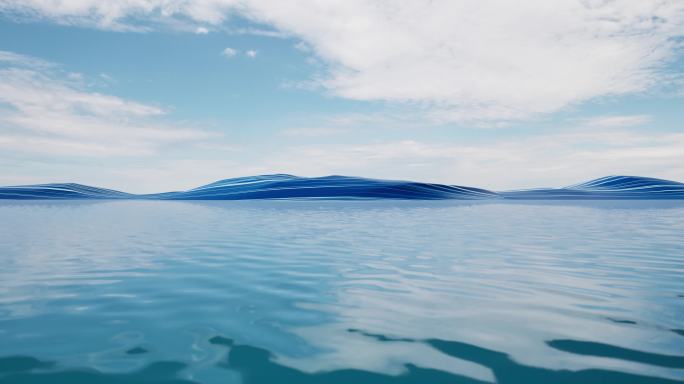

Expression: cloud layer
xmin=2 ymin=0 xmax=683 ymax=121
xmin=0 ymin=50 xmax=214 ymax=157
xmin=248 ymin=129 xmax=684 ymax=190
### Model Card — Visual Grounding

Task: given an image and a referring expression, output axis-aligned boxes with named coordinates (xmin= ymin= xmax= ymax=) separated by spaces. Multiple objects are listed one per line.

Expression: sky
xmin=0 ymin=0 xmax=683 ymax=193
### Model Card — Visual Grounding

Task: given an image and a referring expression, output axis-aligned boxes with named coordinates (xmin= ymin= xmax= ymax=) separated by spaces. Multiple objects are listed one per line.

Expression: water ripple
xmin=0 ymin=200 xmax=683 ymax=383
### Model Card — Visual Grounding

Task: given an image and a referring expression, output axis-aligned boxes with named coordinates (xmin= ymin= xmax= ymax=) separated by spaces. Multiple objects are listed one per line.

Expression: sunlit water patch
xmin=0 ymin=200 xmax=683 ymax=383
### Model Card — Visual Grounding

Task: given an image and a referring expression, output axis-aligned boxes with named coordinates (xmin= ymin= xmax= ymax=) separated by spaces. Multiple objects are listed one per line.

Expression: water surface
xmin=1 ymin=200 xmax=683 ymax=383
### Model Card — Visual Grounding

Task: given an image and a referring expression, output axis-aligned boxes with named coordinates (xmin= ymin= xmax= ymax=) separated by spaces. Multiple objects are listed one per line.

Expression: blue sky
xmin=0 ymin=1 xmax=683 ymax=192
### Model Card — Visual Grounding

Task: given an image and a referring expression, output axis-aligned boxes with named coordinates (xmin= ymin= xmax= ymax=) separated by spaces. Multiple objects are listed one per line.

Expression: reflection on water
xmin=0 ymin=355 xmax=195 ymax=383
xmin=0 ymin=200 xmax=683 ymax=383
xmin=2 ymin=331 xmax=683 ymax=383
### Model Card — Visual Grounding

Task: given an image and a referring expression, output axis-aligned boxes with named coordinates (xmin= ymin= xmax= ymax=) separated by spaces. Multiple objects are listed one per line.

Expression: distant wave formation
xmin=1 ymin=175 xmax=683 ymax=200
xmin=0 ymin=183 xmax=132 ymax=200
xmin=500 ymin=175 xmax=684 ymax=200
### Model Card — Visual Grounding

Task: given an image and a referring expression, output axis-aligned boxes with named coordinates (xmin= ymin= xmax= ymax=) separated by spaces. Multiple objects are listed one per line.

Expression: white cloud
xmin=581 ymin=115 xmax=651 ymax=128
xmin=195 ymin=26 xmax=209 ymax=34
xmin=280 ymin=127 xmax=347 ymax=137
xmin=245 ymin=49 xmax=258 ymax=58
xmin=1 ymin=1 xmax=682 ymax=122
xmin=230 ymin=27 xmax=289 ymax=38
xmin=0 ymin=51 xmax=217 ymax=157
xmin=221 ymin=47 xmax=237 ymax=57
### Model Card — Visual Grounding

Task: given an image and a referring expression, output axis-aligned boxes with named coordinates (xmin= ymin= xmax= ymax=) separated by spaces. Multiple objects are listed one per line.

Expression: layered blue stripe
xmin=1 ymin=175 xmax=683 ymax=200
xmin=501 ymin=175 xmax=684 ymax=200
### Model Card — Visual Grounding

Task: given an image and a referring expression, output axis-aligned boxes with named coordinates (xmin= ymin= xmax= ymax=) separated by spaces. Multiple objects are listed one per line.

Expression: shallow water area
xmin=1 ymin=200 xmax=683 ymax=383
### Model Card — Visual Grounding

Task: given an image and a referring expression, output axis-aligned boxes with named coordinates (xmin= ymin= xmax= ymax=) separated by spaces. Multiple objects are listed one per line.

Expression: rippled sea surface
xmin=1 ymin=200 xmax=683 ymax=383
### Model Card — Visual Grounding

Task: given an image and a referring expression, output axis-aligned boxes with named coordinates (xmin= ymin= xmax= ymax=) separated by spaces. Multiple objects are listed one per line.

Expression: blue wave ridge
xmin=0 ymin=183 xmax=132 ymax=200
xmin=143 ymin=174 xmax=498 ymax=200
xmin=1 ymin=175 xmax=683 ymax=200
xmin=500 ymin=175 xmax=684 ymax=200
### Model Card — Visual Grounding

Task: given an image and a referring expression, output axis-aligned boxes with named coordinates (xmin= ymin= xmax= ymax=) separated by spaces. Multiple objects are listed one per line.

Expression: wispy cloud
xmin=0 ymin=50 xmax=53 ymax=68
xmin=280 ymin=127 xmax=348 ymax=137
xmin=229 ymin=27 xmax=289 ymax=39
xmin=245 ymin=49 xmax=258 ymax=58
xmin=0 ymin=50 xmax=217 ymax=157
xmin=581 ymin=115 xmax=651 ymax=128
xmin=221 ymin=47 xmax=237 ymax=57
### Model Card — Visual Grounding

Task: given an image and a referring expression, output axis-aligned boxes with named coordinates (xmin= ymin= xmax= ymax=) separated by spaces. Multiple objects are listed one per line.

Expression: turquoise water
xmin=0 ymin=200 xmax=683 ymax=383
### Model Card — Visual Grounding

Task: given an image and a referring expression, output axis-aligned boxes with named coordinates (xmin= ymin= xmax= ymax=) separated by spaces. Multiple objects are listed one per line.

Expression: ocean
xmin=1 ymin=200 xmax=683 ymax=383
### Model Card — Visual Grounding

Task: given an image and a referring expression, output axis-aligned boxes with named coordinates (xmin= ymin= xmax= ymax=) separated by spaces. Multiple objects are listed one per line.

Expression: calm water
xmin=1 ymin=200 xmax=683 ymax=383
